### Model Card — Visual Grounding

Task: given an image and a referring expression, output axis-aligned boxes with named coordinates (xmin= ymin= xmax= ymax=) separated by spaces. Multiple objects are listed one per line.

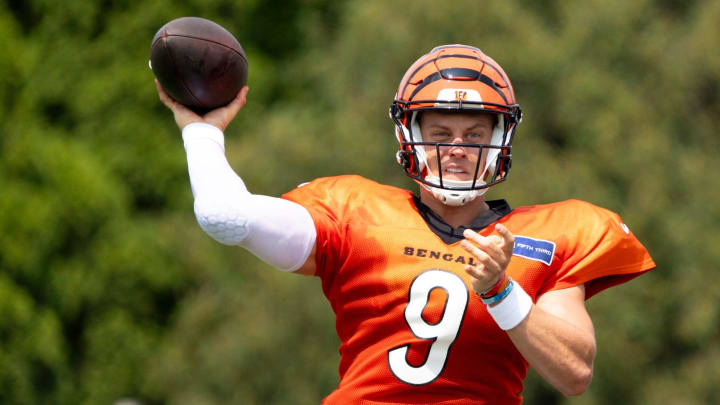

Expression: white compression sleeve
xmin=182 ymin=122 xmax=316 ymax=272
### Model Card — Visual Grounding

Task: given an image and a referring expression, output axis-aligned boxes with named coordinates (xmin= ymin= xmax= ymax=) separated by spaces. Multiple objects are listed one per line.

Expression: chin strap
xmin=421 ymin=175 xmax=488 ymax=206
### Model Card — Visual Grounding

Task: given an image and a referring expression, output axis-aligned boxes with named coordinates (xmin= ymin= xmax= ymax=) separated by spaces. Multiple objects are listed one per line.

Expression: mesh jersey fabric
xmin=282 ymin=175 xmax=655 ymax=404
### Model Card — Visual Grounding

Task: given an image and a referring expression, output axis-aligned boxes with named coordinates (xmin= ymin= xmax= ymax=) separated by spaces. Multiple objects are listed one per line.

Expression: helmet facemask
xmin=399 ymin=110 xmax=512 ymax=206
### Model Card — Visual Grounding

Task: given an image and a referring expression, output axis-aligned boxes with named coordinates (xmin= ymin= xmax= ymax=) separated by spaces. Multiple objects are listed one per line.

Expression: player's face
xmin=420 ymin=111 xmax=495 ymax=182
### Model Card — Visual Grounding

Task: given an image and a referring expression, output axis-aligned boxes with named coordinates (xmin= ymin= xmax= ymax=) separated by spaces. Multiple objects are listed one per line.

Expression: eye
xmin=431 ymin=131 xmax=451 ymax=140
xmin=464 ymin=132 xmax=485 ymax=143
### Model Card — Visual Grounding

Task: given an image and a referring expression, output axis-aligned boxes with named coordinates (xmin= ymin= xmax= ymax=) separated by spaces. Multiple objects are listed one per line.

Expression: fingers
xmin=460 ymin=236 xmax=493 ymax=263
xmin=494 ymin=223 xmax=515 ymax=257
xmin=464 ymin=264 xmax=486 ymax=284
xmin=155 ymin=79 xmax=175 ymax=108
xmin=155 ymin=81 xmax=248 ymax=131
xmin=154 ymin=79 xmax=204 ymax=129
xmin=155 ymin=80 xmax=186 ymax=113
xmin=238 ymin=86 xmax=249 ymax=106
xmin=219 ymin=86 xmax=248 ymax=113
xmin=223 ymin=86 xmax=249 ymax=117
xmin=205 ymin=86 xmax=249 ymax=131
xmin=460 ymin=231 xmax=501 ymax=289
xmin=460 ymin=238 xmax=500 ymax=278
xmin=462 ymin=228 xmax=504 ymax=262
xmin=461 ymin=225 xmax=515 ymax=292
xmin=463 ymin=263 xmax=498 ymax=295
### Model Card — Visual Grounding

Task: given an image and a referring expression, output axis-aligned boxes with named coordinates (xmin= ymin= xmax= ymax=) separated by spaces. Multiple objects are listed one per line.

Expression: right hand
xmin=155 ymin=79 xmax=249 ymax=132
xmin=460 ymin=224 xmax=515 ymax=295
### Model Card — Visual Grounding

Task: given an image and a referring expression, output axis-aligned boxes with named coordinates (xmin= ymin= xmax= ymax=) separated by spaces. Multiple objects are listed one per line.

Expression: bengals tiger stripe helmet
xmin=389 ymin=44 xmax=522 ymax=206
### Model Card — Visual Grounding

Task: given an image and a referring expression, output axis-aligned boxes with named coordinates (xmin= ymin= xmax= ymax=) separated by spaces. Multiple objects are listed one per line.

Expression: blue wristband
xmin=481 ymin=279 xmax=515 ymax=305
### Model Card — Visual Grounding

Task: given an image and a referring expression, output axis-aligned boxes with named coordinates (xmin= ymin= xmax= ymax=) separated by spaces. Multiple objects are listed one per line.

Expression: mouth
xmin=443 ymin=163 xmax=470 ymax=175
xmin=441 ymin=166 xmax=474 ymax=182
xmin=445 ymin=167 xmax=466 ymax=174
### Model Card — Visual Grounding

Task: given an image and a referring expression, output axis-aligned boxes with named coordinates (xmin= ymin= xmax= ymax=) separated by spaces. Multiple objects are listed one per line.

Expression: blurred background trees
xmin=0 ymin=0 xmax=718 ymax=403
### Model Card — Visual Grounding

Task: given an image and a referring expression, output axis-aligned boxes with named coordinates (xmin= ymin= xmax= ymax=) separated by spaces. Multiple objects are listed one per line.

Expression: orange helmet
xmin=389 ymin=44 xmax=522 ymax=205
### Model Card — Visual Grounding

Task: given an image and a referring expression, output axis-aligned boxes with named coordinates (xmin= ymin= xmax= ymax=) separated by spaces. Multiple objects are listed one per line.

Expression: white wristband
xmin=486 ymin=280 xmax=533 ymax=330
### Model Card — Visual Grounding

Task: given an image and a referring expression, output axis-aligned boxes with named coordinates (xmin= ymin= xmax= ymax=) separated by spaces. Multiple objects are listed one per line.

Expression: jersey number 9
xmin=387 ymin=269 xmax=469 ymax=385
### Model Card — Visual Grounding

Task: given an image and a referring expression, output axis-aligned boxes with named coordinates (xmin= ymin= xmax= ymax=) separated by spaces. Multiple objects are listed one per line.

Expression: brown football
xmin=150 ymin=17 xmax=248 ymax=113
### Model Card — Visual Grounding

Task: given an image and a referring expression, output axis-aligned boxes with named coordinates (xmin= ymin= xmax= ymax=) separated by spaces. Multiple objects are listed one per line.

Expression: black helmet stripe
xmin=407 ymin=67 xmax=510 ymax=105
xmin=480 ymin=60 xmax=512 ymax=93
xmin=400 ymin=54 xmax=511 ymax=104
xmin=400 ymin=54 xmax=479 ymax=97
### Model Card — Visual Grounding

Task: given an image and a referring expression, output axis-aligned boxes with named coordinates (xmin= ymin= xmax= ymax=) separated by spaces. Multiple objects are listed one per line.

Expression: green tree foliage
xmin=0 ymin=0 xmax=718 ymax=404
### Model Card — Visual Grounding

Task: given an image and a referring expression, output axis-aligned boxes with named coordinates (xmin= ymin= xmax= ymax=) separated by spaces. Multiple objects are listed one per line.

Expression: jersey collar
xmin=412 ymin=196 xmax=513 ymax=244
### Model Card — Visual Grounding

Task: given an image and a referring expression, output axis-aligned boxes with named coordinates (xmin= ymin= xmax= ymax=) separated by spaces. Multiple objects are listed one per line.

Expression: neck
xmin=418 ymin=187 xmax=490 ymax=228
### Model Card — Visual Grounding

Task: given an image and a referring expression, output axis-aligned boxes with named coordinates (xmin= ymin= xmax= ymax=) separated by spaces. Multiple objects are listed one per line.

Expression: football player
xmin=156 ymin=44 xmax=655 ymax=404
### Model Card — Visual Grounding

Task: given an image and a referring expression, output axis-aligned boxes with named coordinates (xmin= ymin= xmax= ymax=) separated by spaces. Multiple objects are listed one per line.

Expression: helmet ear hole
xmin=495 ymin=152 xmax=512 ymax=181
xmin=395 ymin=150 xmax=407 ymax=168
xmin=502 ymin=157 xmax=512 ymax=173
xmin=389 ymin=103 xmax=404 ymax=120
xmin=396 ymin=149 xmax=414 ymax=171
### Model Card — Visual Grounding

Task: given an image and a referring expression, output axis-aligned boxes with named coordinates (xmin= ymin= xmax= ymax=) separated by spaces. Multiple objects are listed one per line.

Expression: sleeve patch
xmin=512 ymin=236 xmax=556 ymax=266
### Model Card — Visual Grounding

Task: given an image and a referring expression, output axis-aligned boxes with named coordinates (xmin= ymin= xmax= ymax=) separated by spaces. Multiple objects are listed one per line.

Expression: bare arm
xmin=462 ymin=225 xmax=596 ymax=396
xmin=507 ymin=285 xmax=596 ymax=396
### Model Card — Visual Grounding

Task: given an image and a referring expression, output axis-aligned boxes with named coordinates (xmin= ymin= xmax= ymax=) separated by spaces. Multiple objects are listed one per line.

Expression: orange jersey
xmin=282 ymin=175 xmax=655 ymax=404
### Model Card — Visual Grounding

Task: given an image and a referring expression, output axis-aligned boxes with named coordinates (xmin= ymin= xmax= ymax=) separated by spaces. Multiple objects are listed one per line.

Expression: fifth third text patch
xmin=512 ymin=236 xmax=556 ymax=266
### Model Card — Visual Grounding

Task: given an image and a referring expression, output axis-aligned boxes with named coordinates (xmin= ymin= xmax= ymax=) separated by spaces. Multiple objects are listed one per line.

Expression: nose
xmin=447 ymin=139 xmax=467 ymax=157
